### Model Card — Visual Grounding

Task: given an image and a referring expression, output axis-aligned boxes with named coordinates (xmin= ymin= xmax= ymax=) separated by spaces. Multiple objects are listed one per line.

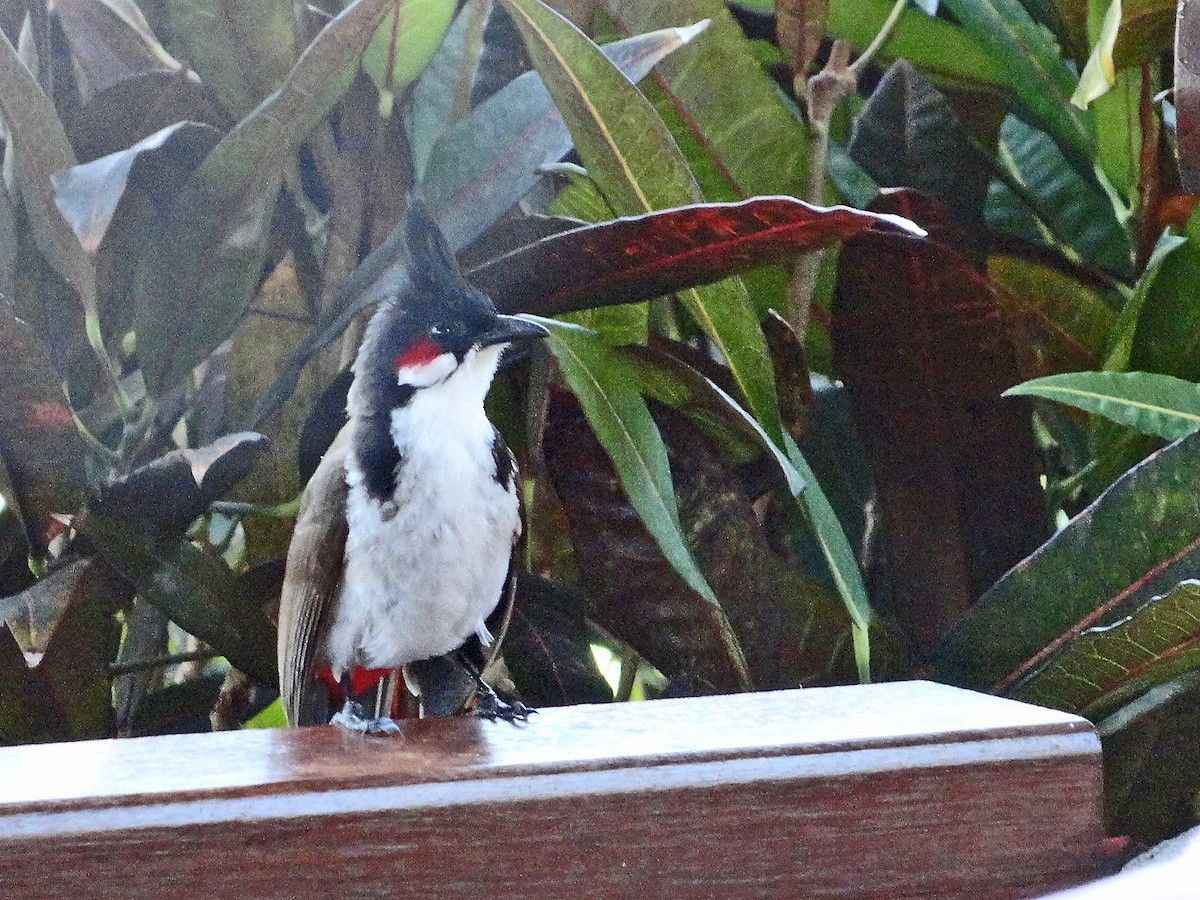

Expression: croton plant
xmin=0 ymin=0 xmax=1198 ymax=846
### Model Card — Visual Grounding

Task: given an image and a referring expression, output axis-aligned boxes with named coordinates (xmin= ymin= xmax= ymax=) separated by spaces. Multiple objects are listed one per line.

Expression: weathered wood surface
xmin=0 ymin=681 xmax=1101 ymax=898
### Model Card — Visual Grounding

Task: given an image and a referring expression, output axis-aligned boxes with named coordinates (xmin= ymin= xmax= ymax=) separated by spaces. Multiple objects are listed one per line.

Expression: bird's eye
xmin=429 ymin=324 xmax=447 ymax=339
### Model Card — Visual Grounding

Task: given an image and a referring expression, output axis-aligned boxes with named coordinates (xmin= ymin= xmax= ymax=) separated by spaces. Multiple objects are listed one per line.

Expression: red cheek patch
xmin=394 ymin=338 xmax=442 ymax=371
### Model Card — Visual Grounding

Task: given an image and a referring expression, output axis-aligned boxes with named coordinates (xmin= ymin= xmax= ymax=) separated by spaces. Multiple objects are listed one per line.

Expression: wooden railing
xmin=0 ymin=681 xmax=1102 ymax=898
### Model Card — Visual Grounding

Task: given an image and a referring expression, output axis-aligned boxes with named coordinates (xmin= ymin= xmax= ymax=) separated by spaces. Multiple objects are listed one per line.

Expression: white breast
xmin=322 ymin=346 xmax=518 ymax=678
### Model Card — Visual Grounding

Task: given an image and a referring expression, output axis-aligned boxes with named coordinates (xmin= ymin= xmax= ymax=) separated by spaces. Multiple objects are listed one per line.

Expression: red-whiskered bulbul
xmin=277 ymin=200 xmax=547 ymax=733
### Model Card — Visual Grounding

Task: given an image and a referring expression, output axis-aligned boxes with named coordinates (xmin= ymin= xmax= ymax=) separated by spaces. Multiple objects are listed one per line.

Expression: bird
xmin=277 ymin=199 xmax=547 ymax=733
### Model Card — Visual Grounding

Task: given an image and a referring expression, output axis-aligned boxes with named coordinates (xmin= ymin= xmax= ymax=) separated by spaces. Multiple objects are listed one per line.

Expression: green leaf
xmin=1015 ymin=579 xmax=1200 ymax=718
xmin=408 ymin=0 xmax=482 ymax=178
xmin=825 ymin=0 xmax=1005 ymax=86
xmin=621 ymin=344 xmax=872 ymax=681
xmin=1083 ymin=0 xmax=1160 ymax=203
xmin=134 ymin=0 xmax=396 ymax=395
xmin=164 ymin=0 xmax=295 ymax=117
xmin=1105 ymin=231 xmax=1187 ymax=371
xmin=932 ymin=428 xmax=1200 ymax=692
xmin=988 ymin=116 xmax=1132 ymax=278
xmin=355 ymin=0 xmax=455 ymax=116
xmin=1072 ymin=0 xmax=1121 ymax=108
xmin=1130 ymin=207 xmax=1200 ymax=380
xmin=939 ymin=0 xmax=1094 ymax=161
xmin=0 ymin=625 xmax=51 ymax=744
xmin=422 ymin=22 xmax=707 ymax=249
xmin=1005 ymin=371 xmax=1200 ymax=440
xmin=601 ymin=0 xmax=811 ymax=199
xmin=988 ymin=254 xmax=1115 ymax=373
xmin=0 ymin=26 xmax=96 ymax=317
xmin=708 ymin=371 xmax=873 ymax=678
xmin=83 ymin=517 xmax=277 ymax=685
xmin=244 ymin=696 xmax=287 ymax=728
xmin=1098 ymin=671 xmax=1200 ymax=843
xmin=501 ymin=0 xmax=782 ymax=445
xmin=533 ymin=316 xmax=721 ymax=609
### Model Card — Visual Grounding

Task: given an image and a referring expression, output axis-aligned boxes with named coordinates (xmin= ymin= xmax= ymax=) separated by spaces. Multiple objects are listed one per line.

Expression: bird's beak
xmin=478 ymin=315 xmax=549 ymax=349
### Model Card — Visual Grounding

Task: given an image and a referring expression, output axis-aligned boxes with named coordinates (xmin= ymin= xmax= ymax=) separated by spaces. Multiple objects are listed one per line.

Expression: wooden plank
xmin=0 ymin=681 xmax=1101 ymax=898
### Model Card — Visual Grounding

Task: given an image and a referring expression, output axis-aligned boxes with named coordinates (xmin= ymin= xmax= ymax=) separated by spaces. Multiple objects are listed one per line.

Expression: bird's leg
xmin=329 ymin=671 xmax=402 ymax=735
xmin=459 ymin=654 xmax=533 ymax=724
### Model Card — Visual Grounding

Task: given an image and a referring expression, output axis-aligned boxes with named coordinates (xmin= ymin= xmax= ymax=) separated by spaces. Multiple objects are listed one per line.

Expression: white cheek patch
xmin=396 ymin=351 xmax=457 ymax=388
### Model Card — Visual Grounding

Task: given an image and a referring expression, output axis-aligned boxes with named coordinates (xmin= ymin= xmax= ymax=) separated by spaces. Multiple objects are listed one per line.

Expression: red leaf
xmin=469 ymin=196 xmax=922 ymax=315
xmin=832 ymin=191 xmax=1048 ymax=655
xmin=0 ymin=301 xmax=85 ymax=555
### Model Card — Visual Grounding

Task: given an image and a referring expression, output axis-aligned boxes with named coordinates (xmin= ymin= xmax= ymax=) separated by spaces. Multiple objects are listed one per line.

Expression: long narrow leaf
xmin=707 ymin=376 xmax=873 ymax=680
xmin=1005 ymin=370 xmax=1200 ymax=440
xmin=501 ymin=0 xmax=783 ymax=445
xmin=932 ymin=428 xmax=1200 ymax=692
xmin=422 ymin=22 xmax=708 ymax=249
xmin=1015 ymin=579 xmax=1200 ymax=718
xmin=939 ymin=0 xmax=1094 ymax=161
xmin=471 ymin=197 xmax=924 ymax=316
xmin=531 ymin=316 xmax=722 ymax=609
xmin=0 ymin=28 xmax=96 ymax=316
xmin=134 ymin=0 xmax=396 ymax=394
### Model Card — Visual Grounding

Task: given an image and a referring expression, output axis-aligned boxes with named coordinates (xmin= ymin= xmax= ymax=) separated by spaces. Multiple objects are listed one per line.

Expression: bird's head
xmin=362 ymin=200 xmax=547 ymax=399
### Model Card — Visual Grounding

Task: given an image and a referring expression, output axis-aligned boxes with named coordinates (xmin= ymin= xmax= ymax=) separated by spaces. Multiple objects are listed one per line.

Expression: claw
xmin=470 ymin=675 xmax=535 ymax=724
xmin=330 ymin=700 xmax=402 ymax=735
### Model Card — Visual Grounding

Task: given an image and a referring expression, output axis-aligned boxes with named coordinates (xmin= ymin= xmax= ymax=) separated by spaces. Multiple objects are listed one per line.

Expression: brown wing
xmin=277 ymin=423 xmax=351 ymax=726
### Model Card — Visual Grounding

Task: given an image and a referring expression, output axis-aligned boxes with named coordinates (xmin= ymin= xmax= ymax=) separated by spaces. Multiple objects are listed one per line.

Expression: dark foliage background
xmin=0 ymin=0 xmax=1198 ymax=847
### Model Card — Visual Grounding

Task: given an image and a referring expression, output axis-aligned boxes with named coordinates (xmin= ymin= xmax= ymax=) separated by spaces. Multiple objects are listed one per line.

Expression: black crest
xmin=351 ymin=199 xmax=497 ymax=504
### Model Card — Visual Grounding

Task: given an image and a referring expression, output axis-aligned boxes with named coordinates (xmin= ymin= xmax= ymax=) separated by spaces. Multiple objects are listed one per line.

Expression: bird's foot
xmin=470 ymin=677 xmax=534 ymax=724
xmin=330 ymin=700 xmax=402 ymax=735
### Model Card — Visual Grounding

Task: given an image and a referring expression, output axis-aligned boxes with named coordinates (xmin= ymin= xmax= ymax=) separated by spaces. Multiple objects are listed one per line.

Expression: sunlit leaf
xmin=1015 ymin=579 xmax=1200 ymax=718
xmin=1072 ymin=0 xmax=1121 ymax=108
xmin=501 ymin=0 xmax=782 ymax=445
xmin=933 ymin=428 xmax=1200 ymax=692
xmin=1005 ymin=371 xmax=1200 ymax=441
xmin=533 ymin=317 xmax=723 ymax=611
xmin=355 ymin=0 xmax=455 ymax=116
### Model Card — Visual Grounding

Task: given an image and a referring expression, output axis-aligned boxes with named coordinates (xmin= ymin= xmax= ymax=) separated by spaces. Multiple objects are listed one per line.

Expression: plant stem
xmin=108 ymin=649 xmax=217 ymax=676
xmin=787 ymin=0 xmax=908 ymax=335
xmin=211 ymin=497 xmax=302 ymax=518
xmin=84 ymin=312 xmax=133 ymax=417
